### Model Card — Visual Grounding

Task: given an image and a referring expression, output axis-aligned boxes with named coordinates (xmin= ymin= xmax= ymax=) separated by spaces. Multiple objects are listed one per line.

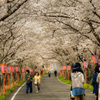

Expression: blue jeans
xmin=26 ymin=82 xmax=32 ymax=93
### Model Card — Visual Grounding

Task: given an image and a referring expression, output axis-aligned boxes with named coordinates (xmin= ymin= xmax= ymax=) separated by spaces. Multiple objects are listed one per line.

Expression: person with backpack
xmin=25 ymin=70 xmax=33 ymax=93
xmin=71 ymin=63 xmax=84 ymax=100
xmin=92 ymin=65 xmax=99 ymax=100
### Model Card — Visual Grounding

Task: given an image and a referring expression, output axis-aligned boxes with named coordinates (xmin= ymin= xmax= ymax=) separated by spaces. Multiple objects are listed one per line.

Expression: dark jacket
xmin=92 ymin=73 xmax=98 ymax=94
xmin=25 ymin=74 xmax=32 ymax=83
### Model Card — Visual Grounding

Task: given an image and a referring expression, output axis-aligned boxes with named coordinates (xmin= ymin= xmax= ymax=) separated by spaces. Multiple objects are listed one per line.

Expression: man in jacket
xmin=25 ymin=70 xmax=33 ymax=93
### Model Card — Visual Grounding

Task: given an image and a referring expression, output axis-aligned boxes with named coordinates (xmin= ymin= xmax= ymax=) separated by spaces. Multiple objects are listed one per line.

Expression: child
xmin=34 ymin=72 xmax=41 ymax=93
xmin=25 ymin=70 xmax=33 ymax=93
xmin=71 ymin=63 xmax=84 ymax=100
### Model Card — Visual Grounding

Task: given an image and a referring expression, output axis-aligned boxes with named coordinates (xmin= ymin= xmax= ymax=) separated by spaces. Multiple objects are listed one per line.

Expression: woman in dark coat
xmin=92 ymin=65 xmax=99 ymax=100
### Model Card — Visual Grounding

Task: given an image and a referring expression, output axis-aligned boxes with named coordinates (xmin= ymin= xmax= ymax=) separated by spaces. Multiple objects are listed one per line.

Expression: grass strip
xmin=42 ymin=73 xmax=47 ymax=76
xmin=18 ymin=80 xmax=25 ymax=86
xmin=0 ymin=80 xmax=25 ymax=100
xmin=58 ymin=76 xmax=93 ymax=90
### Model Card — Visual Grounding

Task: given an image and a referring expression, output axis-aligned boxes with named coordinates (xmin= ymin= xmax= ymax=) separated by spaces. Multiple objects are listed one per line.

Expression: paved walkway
xmin=5 ymin=74 xmax=95 ymax=100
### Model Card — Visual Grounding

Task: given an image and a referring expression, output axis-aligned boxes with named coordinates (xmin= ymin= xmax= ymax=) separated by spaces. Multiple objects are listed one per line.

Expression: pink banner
xmin=7 ymin=66 xmax=11 ymax=73
xmin=63 ymin=66 xmax=66 ymax=70
xmin=92 ymin=55 xmax=99 ymax=64
xmin=12 ymin=67 xmax=14 ymax=73
xmin=83 ymin=61 xmax=89 ymax=68
xmin=35 ymin=69 xmax=38 ymax=72
xmin=22 ymin=68 xmax=25 ymax=73
xmin=1 ymin=64 xmax=7 ymax=73
xmin=16 ymin=67 xmax=20 ymax=72
xmin=67 ymin=65 xmax=71 ymax=71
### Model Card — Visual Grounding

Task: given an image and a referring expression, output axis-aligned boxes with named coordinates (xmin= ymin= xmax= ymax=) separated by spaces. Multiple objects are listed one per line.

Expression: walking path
xmin=5 ymin=74 xmax=95 ymax=100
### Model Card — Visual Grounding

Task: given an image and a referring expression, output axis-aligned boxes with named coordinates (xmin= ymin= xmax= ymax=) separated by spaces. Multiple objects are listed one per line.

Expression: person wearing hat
xmin=71 ymin=63 xmax=84 ymax=100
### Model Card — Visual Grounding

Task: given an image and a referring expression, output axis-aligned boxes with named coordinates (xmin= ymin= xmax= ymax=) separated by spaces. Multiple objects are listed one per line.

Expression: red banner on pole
xmin=1 ymin=64 xmax=7 ymax=74
xmin=16 ymin=67 xmax=18 ymax=72
xmin=83 ymin=61 xmax=89 ymax=68
xmin=16 ymin=67 xmax=20 ymax=72
xmin=42 ymin=68 xmax=44 ymax=71
xmin=92 ymin=55 xmax=99 ymax=64
xmin=35 ymin=69 xmax=38 ymax=72
xmin=30 ymin=69 xmax=33 ymax=72
xmin=7 ymin=66 xmax=11 ymax=74
xmin=22 ymin=68 xmax=25 ymax=73
xmin=63 ymin=66 xmax=66 ymax=70
xmin=29 ymin=69 xmax=31 ymax=73
xmin=67 ymin=65 xmax=71 ymax=71
xmin=62 ymin=66 xmax=64 ymax=70
xmin=12 ymin=67 xmax=14 ymax=73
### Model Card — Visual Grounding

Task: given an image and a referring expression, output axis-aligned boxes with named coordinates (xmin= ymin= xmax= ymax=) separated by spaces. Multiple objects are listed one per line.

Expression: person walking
xmin=54 ymin=70 xmax=57 ymax=77
xmin=34 ymin=72 xmax=41 ymax=93
xmin=48 ymin=71 xmax=51 ymax=77
xmin=71 ymin=63 xmax=84 ymax=100
xmin=92 ymin=65 xmax=99 ymax=100
xmin=25 ymin=70 xmax=33 ymax=93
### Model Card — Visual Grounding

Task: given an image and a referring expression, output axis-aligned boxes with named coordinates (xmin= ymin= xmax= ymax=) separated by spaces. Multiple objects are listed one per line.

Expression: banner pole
xmin=8 ymin=74 xmax=10 ymax=89
xmin=13 ymin=73 xmax=14 ymax=86
xmin=3 ymin=74 xmax=5 ymax=94
xmin=85 ymin=68 xmax=87 ymax=84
